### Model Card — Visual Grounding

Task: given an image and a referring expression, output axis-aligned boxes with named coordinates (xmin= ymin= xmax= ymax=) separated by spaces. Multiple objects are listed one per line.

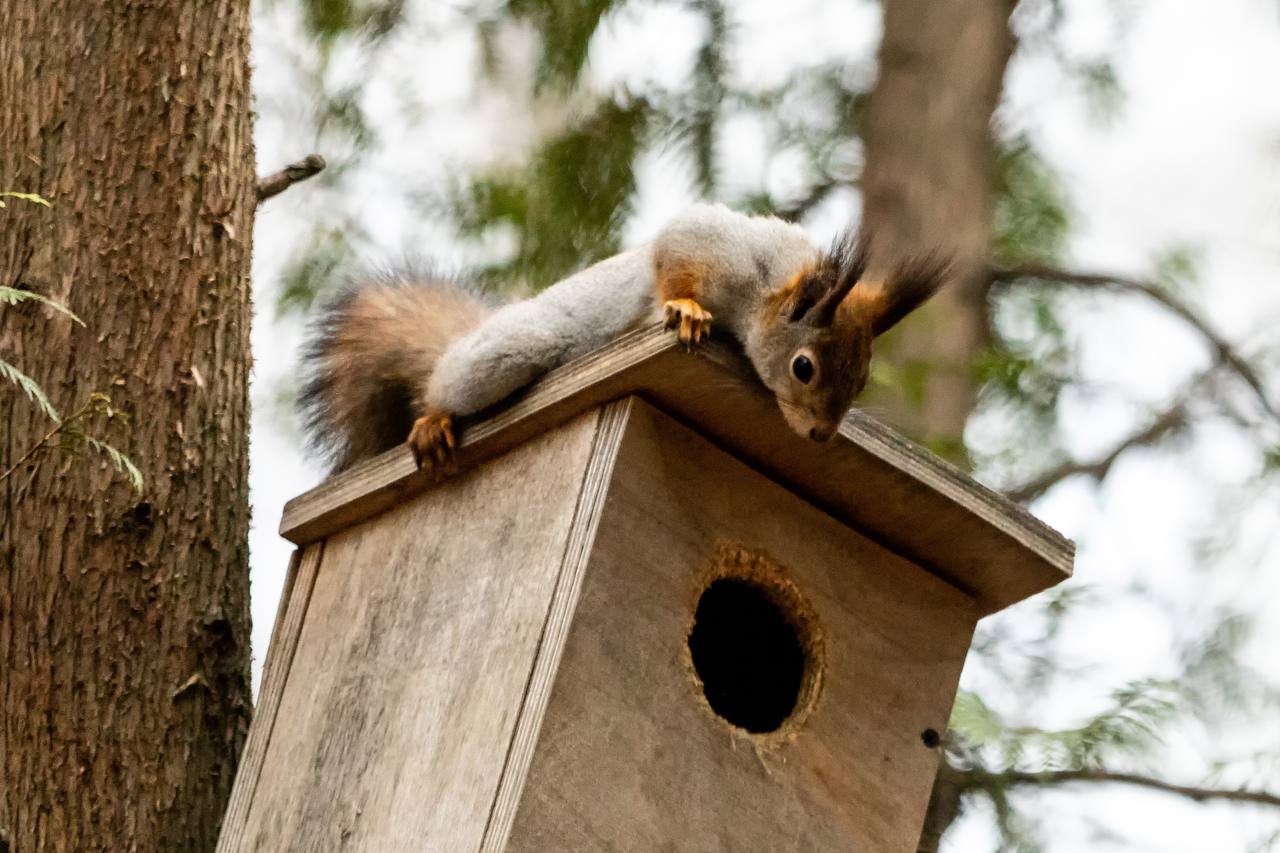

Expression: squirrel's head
xmin=746 ymin=231 xmax=949 ymax=442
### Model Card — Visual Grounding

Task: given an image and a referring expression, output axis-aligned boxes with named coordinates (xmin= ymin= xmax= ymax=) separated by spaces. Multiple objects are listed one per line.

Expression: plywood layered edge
xmin=216 ymin=545 xmax=323 ymax=853
xmin=279 ymin=325 xmax=1073 ymax=614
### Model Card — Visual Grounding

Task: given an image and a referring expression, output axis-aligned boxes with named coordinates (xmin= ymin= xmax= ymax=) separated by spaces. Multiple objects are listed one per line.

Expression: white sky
xmin=248 ymin=0 xmax=1280 ymax=849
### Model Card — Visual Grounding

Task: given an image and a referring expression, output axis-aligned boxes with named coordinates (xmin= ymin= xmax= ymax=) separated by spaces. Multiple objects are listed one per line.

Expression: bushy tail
xmin=299 ymin=272 xmax=495 ymax=472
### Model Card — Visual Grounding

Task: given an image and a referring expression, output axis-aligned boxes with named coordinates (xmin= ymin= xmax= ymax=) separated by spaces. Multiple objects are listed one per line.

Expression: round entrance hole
xmin=687 ymin=577 xmax=812 ymax=734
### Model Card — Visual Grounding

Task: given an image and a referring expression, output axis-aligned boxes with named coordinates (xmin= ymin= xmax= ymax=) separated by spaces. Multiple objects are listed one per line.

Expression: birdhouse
xmin=217 ymin=326 xmax=1073 ymax=853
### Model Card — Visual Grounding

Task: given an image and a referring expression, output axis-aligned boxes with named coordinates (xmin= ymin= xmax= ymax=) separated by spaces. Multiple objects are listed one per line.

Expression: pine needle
xmin=0 ymin=286 xmax=84 ymax=325
xmin=0 ymin=357 xmax=61 ymax=421
xmin=82 ymin=435 xmax=144 ymax=492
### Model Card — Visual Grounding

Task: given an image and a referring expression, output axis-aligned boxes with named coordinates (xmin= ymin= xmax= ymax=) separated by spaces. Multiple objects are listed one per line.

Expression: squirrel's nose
xmin=808 ymin=426 xmax=834 ymax=442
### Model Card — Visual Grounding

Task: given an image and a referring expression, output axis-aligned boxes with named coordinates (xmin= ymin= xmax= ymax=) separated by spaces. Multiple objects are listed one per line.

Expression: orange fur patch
xmin=841 ymin=280 xmax=888 ymax=329
xmin=655 ymin=257 xmax=710 ymax=303
xmin=767 ymin=265 xmax=816 ymax=313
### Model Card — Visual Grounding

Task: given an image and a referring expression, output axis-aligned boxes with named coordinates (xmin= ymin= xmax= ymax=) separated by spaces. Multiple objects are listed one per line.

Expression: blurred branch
xmin=256 ymin=154 xmax=327 ymax=203
xmin=969 ymin=767 xmax=1280 ymax=809
xmin=773 ymin=175 xmax=842 ymax=222
xmin=1005 ymin=398 xmax=1189 ymax=503
xmin=916 ymin=761 xmax=966 ymax=853
xmin=991 ymin=265 xmax=1278 ymax=423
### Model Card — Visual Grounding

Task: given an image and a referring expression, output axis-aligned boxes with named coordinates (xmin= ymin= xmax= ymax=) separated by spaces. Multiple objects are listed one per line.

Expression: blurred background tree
xmin=250 ymin=0 xmax=1280 ymax=849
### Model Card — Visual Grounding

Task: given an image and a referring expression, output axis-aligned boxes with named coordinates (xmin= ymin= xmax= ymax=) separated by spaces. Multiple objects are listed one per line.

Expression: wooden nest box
xmin=218 ymin=327 xmax=1073 ymax=852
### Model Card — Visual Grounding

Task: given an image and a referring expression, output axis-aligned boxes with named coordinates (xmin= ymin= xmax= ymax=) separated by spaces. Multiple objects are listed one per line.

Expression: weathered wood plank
xmin=279 ymin=325 xmax=1072 ymax=614
xmin=503 ymin=401 xmax=977 ymax=852
xmin=479 ymin=399 xmax=632 ymax=852
xmin=278 ymin=328 xmax=673 ymax=547
xmin=232 ymin=411 xmax=605 ymax=852
xmin=216 ymin=545 xmax=321 ymax=853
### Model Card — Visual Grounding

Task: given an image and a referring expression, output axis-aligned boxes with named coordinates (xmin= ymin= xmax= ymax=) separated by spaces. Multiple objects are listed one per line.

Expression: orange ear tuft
xmin=848 ymin=255 xmax=951 ymax=337
xmin=843 ymin=280 xmax=890 ymax=329
xmin=777 ymin=265 xmax=827 ymax=321
xmin=808 ymin=230 xmax=870 ymax=327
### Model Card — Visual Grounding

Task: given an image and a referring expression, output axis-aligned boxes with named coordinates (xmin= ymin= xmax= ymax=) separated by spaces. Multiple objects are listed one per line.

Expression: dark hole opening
xmin=688 ymin=577 xmax=806 ymax=733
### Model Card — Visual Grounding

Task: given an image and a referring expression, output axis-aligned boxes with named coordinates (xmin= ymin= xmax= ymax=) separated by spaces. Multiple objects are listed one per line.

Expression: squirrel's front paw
xmin=663 ymin=298 xmax=713 ymax=346
xmin=408 ymin=411 xmax=457 ymax=475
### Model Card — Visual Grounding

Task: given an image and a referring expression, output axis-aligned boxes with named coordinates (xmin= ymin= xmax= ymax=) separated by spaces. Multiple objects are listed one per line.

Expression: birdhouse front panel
xmin=231 ymin=411 xmax=607 ymax=852
xmin=496 ymin=401 xmax=978 ymax=852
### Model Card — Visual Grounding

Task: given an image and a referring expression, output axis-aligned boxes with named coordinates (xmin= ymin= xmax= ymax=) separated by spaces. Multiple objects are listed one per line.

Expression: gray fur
xmin=651 ymin=203 xmax=818 ymax=332
xmin=425 ymin=204 xmax=819 ymax=416
xmin=300 ymin=203 xmax=916 ymax=471
xmin=425 ymin=247 xmax=658 ymax=414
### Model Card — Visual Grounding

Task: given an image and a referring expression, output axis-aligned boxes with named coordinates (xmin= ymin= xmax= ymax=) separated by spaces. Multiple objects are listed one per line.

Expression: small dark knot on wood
xmin=920 ymin=728 xmax=941 ymax=749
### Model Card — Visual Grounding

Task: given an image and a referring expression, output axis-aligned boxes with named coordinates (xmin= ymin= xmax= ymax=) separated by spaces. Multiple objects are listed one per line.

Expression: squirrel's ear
xmin=851 ymin=254 xmax=952 ymax=337
xmin=808 ymin=229 xmax=870 ymax=327
xmin=781 ymin=268 xmax=830 ymax=322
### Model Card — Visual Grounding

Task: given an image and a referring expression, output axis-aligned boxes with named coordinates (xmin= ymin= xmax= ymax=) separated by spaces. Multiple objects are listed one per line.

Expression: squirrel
xmin=300 ymin=203 xmax=948 ymax=474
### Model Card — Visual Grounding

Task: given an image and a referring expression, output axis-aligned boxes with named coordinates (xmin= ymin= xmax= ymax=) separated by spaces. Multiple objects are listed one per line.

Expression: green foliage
xmin=276 ymin=226 xmax=356 ymax=316
xmin=317 ymin=86 xmax=376 ymax=152
xmin=1150 ymin=241 xmax=1203 ymax=295
xmin=951 ymin=677 xmax=1180 ymax=775
xmin=1 ymin=196 xmax=142 ymax=492
xmin=300 ymin=0 xmax=406 ymax=47
xmin=724 ymin=63 xmax=867 ymax=218
xmin=991 ymin=136 xmax=1071 ymax=268
xmin=1 ymin=285 xmax=85 ymax=325
xmin=452 ymin=97 xmax=649 ymax=287
xmin=502 ymin=0 xmax=618 ymax=92
xmin=0 ymin=282 xmax=80 ymax=423
xmin=870 ymin=357 xmax=938 ymax=418
xmin=0 ymin=380 xmax=144 ymax=494
xmin=973 ymin=286 xmax=1077 ymax=479
xmin=0 ymin=357 xmax=60 ymax=422
xmin=80 ymin=435 xmax=144 ymax=492
xmin=70 ymin=395 xmax=145 ymax=493
xmin=684 ymin=0 xmax=727 ymax=195
xmin=1074 ymin=60 xmax=1124 ymax=124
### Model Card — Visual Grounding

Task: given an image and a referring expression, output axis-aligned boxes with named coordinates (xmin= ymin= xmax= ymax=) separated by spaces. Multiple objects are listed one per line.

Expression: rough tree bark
xmin=0 ymin=2 xmax=255 ymax=850
xmin=860 ymin=0 xmax=1015 ymax=459
xmin=858 ymin=0 xmax=1017 ymax=847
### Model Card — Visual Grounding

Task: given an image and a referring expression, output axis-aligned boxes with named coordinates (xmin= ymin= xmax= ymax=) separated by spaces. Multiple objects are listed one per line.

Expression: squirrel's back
xmin=299 ymin=272 xmax=495 ymax=472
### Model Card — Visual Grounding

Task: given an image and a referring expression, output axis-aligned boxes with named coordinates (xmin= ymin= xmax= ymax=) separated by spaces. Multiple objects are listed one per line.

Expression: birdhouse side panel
xmin=500 ymin=401 xmax=978 ymax=853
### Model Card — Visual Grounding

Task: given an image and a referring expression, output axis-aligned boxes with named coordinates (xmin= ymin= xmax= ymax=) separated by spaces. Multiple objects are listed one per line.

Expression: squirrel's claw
xmin=408 ymin=411 xmax=457 ymax=477
xmin=663 ymin=298 xmax=713 ymax=347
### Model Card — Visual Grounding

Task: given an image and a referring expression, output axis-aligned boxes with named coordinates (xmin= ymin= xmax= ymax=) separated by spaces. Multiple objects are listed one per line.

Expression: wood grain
xmin=280 ymin=325 xmax=1072 ymax=614
xmin=230 ymin=411 xmax=605 ymax=852
xmin=503 ymin=401 xmax=978 ymax=852
xmin=217 ymin=545 xmax=322 ymax=853
xmin=479 ymin=399 xmax=632 ymax=852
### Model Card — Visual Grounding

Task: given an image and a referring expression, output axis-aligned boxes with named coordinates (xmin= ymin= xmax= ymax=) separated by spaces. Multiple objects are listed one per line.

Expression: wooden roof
xmin=280 ymin=324 xmax=1073 ymax=615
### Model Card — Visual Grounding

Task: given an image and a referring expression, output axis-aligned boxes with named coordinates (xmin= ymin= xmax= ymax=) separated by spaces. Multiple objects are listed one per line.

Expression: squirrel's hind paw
xmin=663 ymin=298 xmax=713 ymax=347
xmin=408 ymin=411 xmax=457 ymax=476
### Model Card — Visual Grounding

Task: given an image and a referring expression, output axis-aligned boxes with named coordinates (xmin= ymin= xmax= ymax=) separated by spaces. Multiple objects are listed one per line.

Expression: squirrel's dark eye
xmin=791 ymin=354 xmax=814 ymax=384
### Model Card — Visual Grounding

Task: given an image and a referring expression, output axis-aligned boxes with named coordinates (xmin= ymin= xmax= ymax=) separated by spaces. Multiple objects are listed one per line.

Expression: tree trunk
xmin=860 ymin=0 xmax=1014 ymax=459
xmin=0 ymin=2 xmax=255 ymax=850
xmin=858 ymin=0 xmax=1016 ymax=847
